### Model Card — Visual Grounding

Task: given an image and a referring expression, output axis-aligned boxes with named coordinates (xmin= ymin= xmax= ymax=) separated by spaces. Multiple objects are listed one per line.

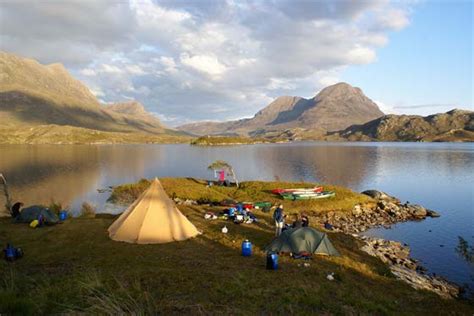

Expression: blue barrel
xmin=59 ymin=210 xmax=68 ymax=221
xmin=228 ymin=207 xmax=235 ymax=217
xmin=5 ymin=244 xmax=15 ymax=261
xmin=242 ymin=240 xmax=252 ymax=257
xmin=266 ymin=252 xmax=278 ymax=270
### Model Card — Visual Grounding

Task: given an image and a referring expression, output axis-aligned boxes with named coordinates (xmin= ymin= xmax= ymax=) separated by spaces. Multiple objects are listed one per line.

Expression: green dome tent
xmin=266 ymin=227 xmax=340 ymax=256
xmin=15 ymin=205 xmax=59 ymax=224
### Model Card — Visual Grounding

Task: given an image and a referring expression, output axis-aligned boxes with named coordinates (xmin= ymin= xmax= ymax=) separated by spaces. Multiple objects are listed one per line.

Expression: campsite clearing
xmin=1 ymin=178 xmax=473 ymax=314
xmin=1 ymin=207 xmax=472 ymax=314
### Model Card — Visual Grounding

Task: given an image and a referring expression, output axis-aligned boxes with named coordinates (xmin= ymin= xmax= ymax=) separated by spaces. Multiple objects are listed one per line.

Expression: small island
xmin=190 ymin=135 xmax=287 ymax=146
xmin=1 ymin=177 xmax=470 ymax=314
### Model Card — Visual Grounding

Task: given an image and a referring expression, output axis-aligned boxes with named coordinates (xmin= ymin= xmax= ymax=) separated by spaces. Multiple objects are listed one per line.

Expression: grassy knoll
xmin=109 ymin=178 xmax=374 ymax=214
xmin=190 ymin=135 xmax=284 ymax=146
xmin=1 ymin=204 xmax=473 ymax=314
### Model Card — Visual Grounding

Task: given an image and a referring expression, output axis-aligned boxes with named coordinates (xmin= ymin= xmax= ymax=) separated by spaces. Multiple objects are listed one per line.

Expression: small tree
xmin=208 ymin=160 xmax=239 ymax=188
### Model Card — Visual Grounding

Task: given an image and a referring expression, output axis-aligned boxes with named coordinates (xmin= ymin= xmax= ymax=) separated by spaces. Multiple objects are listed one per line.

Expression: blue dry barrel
xmin=266 ymin=252 xmax=278 ymax=270
xmin=5 ymin=244 xmax=16 ymax=261
xmin=59 ymin=210 xmax=68 ymax=221
xmin=242 ymin=240 xmax=252 ymax=256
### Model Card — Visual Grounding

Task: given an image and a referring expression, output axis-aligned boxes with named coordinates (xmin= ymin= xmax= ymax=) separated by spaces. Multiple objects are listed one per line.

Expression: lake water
xmin=0 ymin=142 xmax=473 ymax=289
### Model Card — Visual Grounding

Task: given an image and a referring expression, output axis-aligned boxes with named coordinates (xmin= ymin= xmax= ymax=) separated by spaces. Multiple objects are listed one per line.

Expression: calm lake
xmin=1 ymin=142 xmax=473 ymax=289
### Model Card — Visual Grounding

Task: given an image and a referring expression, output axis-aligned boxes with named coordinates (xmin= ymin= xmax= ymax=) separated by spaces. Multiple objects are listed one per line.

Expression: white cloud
xmin=1 ymin=0 xmax=415 ymax=125
xmin=101 ymin=64 xmax=122 ymax=74
xmin=376 ymin=8 xmax=410 ymax=31
xmin=125 ymin=65 xmax=146 ymax=75
xmin=79 ymin=68 xmax=96 ymax=76
xmin=374 ymin=100 xmax=398 ymax=114
xmin=180 ymin=53 xmax=227 ymax=77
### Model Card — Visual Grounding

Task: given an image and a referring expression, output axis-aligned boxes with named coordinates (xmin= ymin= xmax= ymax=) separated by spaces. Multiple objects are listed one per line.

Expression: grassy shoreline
xmin=1 ymin=178 xmax=473 ymax=314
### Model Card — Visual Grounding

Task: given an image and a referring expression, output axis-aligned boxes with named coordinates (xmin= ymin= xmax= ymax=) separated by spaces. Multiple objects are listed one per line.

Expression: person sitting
xmin=292 ymin=214 xmax=303 ymax=229
xmin=10 ymin=202 xmax=23 ymax=218
xmin=301 ymin=213 xmax=309 ymax=227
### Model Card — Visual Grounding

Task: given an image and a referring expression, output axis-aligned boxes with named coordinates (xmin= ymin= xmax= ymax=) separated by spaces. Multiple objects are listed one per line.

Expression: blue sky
xmin=342 ymin=0 xmax=473 ymax=115
xmin=1 ymin=0 xmax=472 ymax=124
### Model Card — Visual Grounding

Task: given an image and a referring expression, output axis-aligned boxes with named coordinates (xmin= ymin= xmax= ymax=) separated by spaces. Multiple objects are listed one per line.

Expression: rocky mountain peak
xmin=314 ymin=82 xmax=365 ymax=102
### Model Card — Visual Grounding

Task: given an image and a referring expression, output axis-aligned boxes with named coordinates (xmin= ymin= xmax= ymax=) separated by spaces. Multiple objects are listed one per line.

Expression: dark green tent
xmin=266 ymin=227 xmax=340 ymax=256
xmin=15 ymin=205 xmax=59 ymax=224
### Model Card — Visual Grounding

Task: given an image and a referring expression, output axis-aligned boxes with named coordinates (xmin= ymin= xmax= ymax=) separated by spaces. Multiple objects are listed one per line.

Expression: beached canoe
xmin=281 ymin=191 xmax=336 ymax=200
xmin=272 ymin=186 xmax=323 ymax=195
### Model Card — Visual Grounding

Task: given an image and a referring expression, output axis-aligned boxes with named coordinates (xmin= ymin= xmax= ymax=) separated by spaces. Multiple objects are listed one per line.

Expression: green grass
xmin=1 ymin=206 xmax=472 ymax=314
xmin=109 ymin=178 xmax=374 ymax=214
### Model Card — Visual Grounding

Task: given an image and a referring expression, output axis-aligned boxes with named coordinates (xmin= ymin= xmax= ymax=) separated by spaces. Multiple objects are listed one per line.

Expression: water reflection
xmin=456 ymin=236 xmax=474 ymax=264
xmin=251 ymin=144 xmax=377 ymax=187
xmin=0 ymin=145 xmax=100 ymax=208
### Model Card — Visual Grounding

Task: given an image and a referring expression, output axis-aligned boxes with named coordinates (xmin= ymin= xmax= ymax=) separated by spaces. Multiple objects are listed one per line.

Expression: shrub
xmin=80 ymin=202 xmax=96 ymax=218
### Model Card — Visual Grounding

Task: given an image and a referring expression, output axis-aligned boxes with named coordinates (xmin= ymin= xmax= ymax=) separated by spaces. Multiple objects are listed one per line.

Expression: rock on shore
xmin=315 ymin=190 xmax=439 ymax=234
xmin=314 ymin=190 xmax=460 ymax=299
xmin=359 ymin=236 xmax=459 ymax=299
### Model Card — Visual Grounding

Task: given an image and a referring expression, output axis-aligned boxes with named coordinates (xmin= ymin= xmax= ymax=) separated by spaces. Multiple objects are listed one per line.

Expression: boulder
xmin=426 ymin=209 xmax=441 ymax=217
xmin=362 ymin=190 xmax=384 ymax=199
xmin=410 ymin=205 xmax=428 ymax=218
xmin=361 ymin=190 xmax=400 ymax=203
xmin=352 ymin=205 xmax=363 ymax=216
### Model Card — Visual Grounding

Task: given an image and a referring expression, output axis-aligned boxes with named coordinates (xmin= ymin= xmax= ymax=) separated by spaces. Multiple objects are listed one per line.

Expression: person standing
xmin=273 ymin=204 xmax=285 ymax=236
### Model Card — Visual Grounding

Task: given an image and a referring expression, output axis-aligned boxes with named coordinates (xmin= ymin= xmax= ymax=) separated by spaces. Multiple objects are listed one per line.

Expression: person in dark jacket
xmin=292 ymin=214 xmax=303 ymax=229
xmin=10 ymin=202 xmax=23 ymax=218
xmin=273 ymin=204 xmax=285 ymax=236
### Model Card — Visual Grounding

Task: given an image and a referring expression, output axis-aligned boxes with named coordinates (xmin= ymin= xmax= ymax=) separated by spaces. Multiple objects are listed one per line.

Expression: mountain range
xmin=1 ymin=51 xmax=472 ymax=143
xmin=0 ymin=52 xmax=172 ymax=135
xmin=178 ymin=82 xmax=384 ymax=136
xmin=0 ymin=51 xmax=190 ymax=143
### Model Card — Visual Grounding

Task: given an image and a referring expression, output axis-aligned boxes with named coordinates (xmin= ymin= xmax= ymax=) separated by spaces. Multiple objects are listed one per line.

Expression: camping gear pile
xmin=108 ymin=178 xmax=200 ymax=244
xmin=272 ymin=186 xmax=336 ymax=201
xmin=205 ymin=200 xmax=272 ymax=224
xmin=220 ymin=200 xmax=272 ymax=212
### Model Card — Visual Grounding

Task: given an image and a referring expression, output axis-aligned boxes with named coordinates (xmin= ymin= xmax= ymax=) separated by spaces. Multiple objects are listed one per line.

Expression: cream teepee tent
xmin=108 ymin=178 xmax=199 ymax=244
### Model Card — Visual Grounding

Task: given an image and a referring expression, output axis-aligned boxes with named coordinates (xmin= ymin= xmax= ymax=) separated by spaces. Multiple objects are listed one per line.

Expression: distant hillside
xmin=178 ymin=82 xmax=384 ymax=136
xmin=335 ymin=109 xmax=474 ymax=142
xmin=0 ymin=124 xmax=189 ymax=145
xmin=0 ymin=51 xmax=170 ymax=136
